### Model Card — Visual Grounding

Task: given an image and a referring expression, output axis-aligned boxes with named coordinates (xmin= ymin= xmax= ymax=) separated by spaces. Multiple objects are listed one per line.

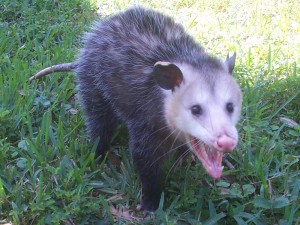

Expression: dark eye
xmin=226 ymin=102 xmax=234 ymax=113
xmin=191 ymin=105 xmax=202 ymax=116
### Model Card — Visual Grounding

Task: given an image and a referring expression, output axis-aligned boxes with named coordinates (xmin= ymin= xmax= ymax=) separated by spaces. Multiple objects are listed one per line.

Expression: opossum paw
xmin=136 ymin=197 xmax=159 ymax=212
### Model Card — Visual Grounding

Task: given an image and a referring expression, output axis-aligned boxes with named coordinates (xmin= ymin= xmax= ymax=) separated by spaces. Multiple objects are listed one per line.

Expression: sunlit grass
xmin=0 ymin=0 xmax=299 ymax=224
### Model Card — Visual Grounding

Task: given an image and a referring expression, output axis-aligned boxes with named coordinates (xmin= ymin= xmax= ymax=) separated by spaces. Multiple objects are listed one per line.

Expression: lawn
xmin=0 ymin=0 xmax=299 ymax=224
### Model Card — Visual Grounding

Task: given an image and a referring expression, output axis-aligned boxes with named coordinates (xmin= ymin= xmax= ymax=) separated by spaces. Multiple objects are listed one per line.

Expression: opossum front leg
xmin=82 ymin=93 xmax=119 ymax=157
xmin=129 ymin=128 xmax=167 ymax=212
xmin=133 ymin=151 xmax=163 ymax=212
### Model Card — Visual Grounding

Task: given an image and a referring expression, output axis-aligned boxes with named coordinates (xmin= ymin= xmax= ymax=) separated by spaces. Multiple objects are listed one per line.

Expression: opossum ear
xmin=225 ymin=52 xmax=236 ymax=74
xmin=152 ymin=62 xmax=183 ymax=90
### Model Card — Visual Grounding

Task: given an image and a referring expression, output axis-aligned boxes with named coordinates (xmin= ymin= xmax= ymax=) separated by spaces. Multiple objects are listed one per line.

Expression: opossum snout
xmin=214 ymin=135 xmax=237 ymax=152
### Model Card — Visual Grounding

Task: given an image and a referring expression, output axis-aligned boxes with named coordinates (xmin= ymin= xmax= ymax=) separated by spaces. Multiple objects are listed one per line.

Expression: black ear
xmin=152 ymin=62 xmax=183 ymax=90
xmin=225 ymin=52 xmax=236 ymax=74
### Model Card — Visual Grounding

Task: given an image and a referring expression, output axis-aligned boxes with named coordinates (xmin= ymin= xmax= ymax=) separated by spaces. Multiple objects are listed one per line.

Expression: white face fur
xmin=162 ymin=63 xmax=242 ymax=178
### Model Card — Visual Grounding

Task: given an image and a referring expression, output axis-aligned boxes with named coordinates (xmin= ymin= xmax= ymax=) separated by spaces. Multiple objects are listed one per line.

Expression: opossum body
xmin=76 ymin=7 xmax=242 ymax=211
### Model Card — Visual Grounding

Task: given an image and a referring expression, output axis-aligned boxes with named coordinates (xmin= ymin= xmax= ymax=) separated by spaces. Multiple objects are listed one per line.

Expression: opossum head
xmin=152 ymin=54 xmax=242 ymax=179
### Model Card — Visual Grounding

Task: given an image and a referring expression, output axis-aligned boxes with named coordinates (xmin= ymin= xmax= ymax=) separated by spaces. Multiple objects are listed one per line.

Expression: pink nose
xmin=214 ymin=135 xmax=236 ymax=152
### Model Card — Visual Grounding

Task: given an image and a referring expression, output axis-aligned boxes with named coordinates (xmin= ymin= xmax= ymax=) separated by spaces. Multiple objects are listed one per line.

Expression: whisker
xmin=146 ymin=123 xmax=170 ymax=138
xmin=150 ymin=134 xmax=190 ymax=168
xmin=150 ymin=128 xmax=178 ymax=157
xmin=166 ymin=146 xmax=191 ymax=179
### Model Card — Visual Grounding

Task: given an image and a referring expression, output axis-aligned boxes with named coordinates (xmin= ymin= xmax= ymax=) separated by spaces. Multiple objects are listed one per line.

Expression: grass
xmin=0 ymin=0 xmax=299 ymax=224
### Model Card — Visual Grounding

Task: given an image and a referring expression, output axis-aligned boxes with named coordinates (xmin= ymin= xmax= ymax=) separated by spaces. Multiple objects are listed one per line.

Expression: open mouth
xmin=189 ymin=136 xmax=224 ymax=179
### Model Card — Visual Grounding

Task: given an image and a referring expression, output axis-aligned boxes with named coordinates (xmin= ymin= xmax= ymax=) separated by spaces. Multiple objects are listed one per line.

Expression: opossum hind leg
xmin=82 ymin=93 xmax=119 ymax=157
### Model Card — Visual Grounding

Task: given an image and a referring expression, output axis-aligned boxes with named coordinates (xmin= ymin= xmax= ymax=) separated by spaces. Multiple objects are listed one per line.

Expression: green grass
xmin=0 ymin=0 xmax=299 ymax=224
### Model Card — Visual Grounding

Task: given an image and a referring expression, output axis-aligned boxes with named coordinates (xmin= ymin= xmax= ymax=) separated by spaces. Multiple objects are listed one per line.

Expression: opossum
xmin=31 ymin=7 xmax=242 ymax=212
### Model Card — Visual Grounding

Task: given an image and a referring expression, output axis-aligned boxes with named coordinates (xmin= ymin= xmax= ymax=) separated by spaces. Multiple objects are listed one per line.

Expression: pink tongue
xmin=191 ymin=138 xmax=224 ymax=179
xmin=206 ymin=157 xmax=223 ymax=179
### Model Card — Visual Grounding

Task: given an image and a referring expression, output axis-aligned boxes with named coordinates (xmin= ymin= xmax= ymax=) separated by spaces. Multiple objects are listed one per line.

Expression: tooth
xmin=203 ymin=150 xmax=209 ymax=161
xmin=217 ymin=152 xmax=223 ymax=164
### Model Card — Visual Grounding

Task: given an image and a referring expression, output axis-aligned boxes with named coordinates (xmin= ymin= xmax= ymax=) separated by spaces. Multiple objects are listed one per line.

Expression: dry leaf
xmin=18 ymin=89 xmax=25 ymax=96
xmin=109 ymin=205 xmax=142 ymax=223
xmin=280 ymin=117 xmax=299 ymax=127
xmin=68 ymin=108 xmax=78 ymax=115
